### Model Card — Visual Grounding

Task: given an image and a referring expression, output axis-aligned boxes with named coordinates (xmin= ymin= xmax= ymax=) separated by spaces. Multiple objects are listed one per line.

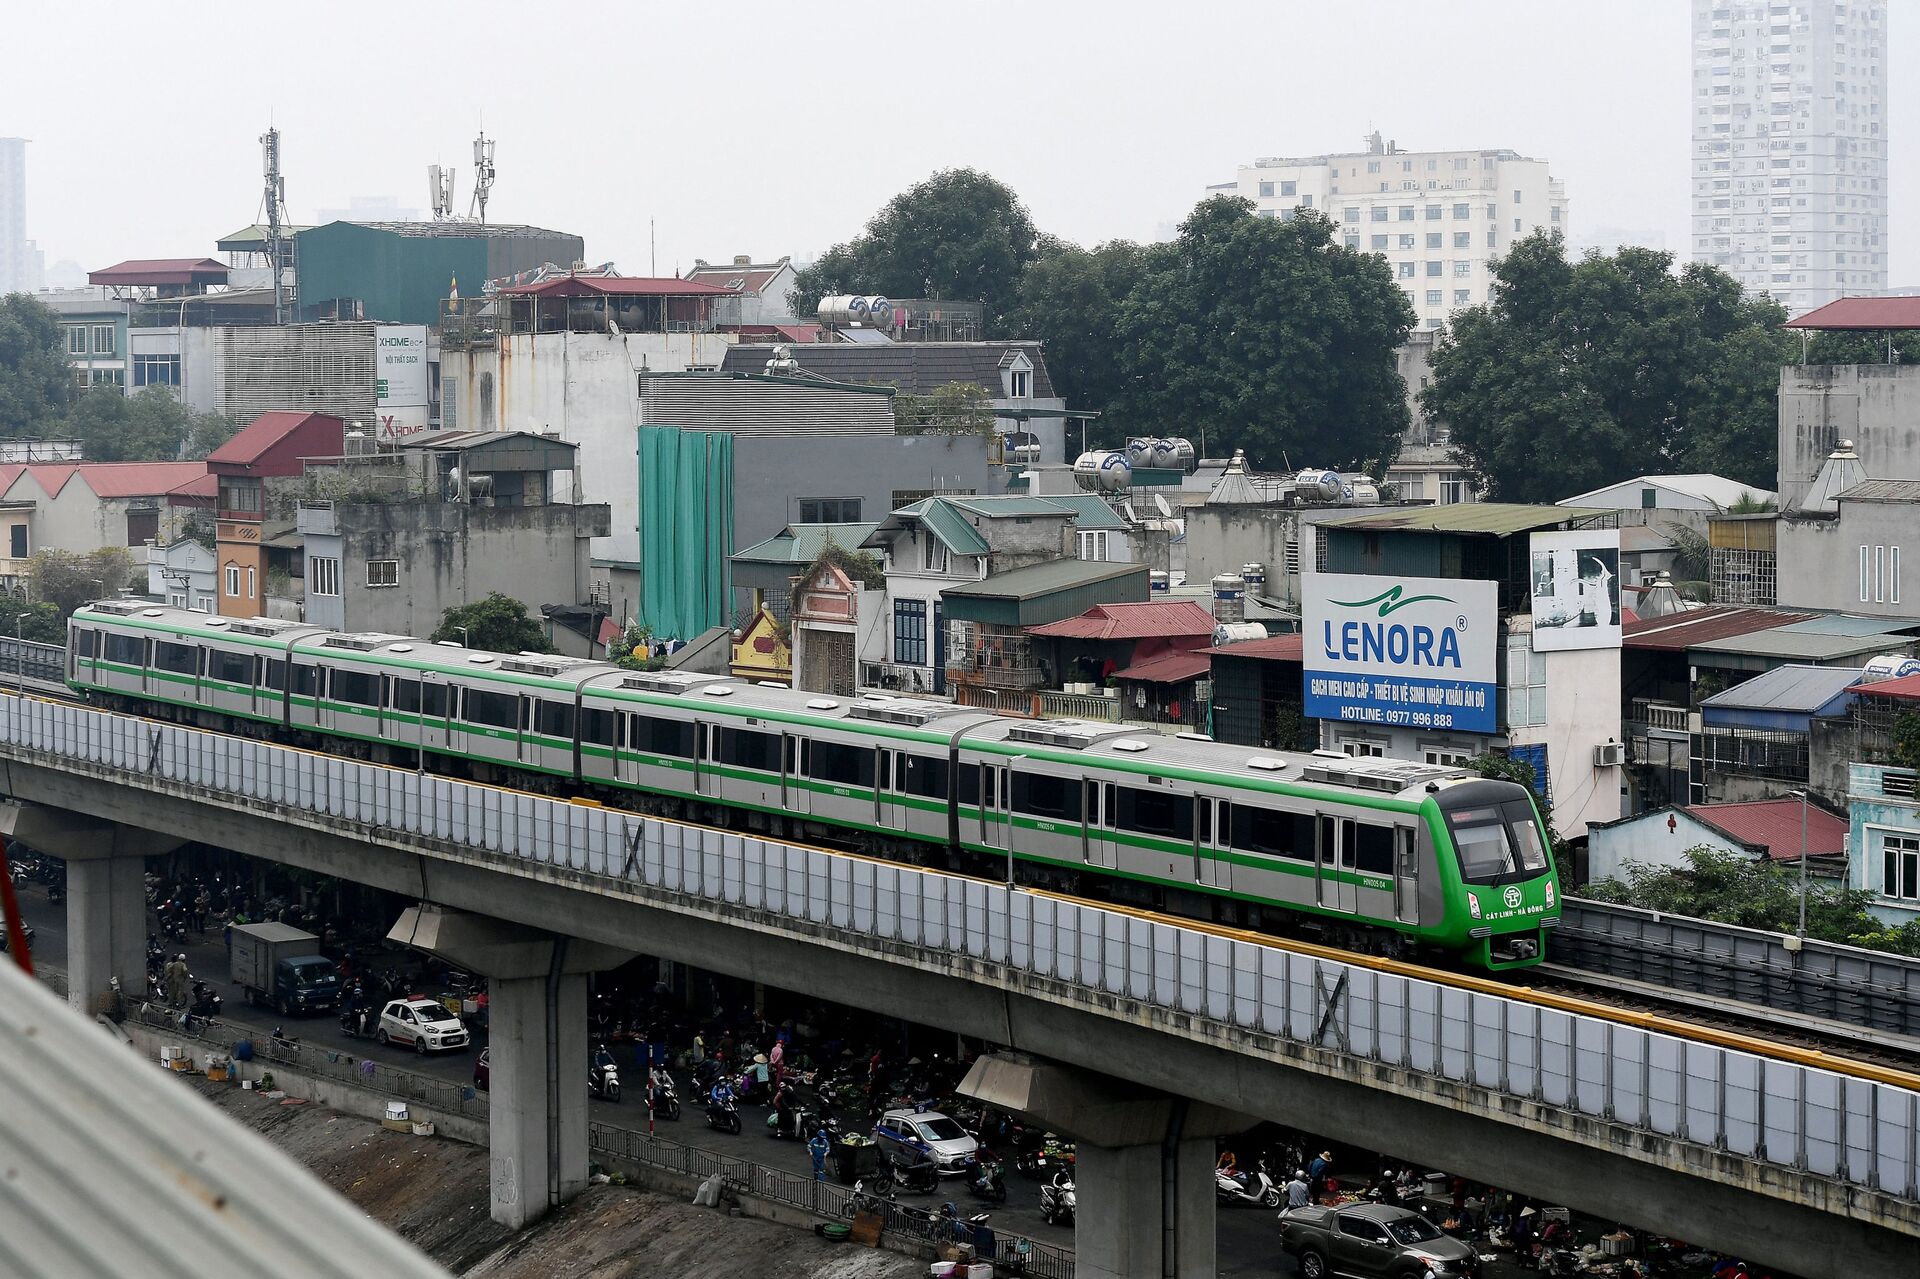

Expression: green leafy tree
xmin=429 ymin=593 xmax=553 ymax=654
xmin=1006 ymin=236 xmax=1151 ymax=421
xmin=787 ymin=169 xmax=1042 ymax=332
xmin=27 ymin=547 xmax=137 ymax=617
xmin=0 ymin=293 xmax=73 ymax=436
xmin=608 ymin=622 xmax=663 ymax=671
xmin=893 ymin=381 xmax=996 ymax=436
xmin=11 ymin=600 xmax=65 ymax=644
xmin=1584 ymin=845 xmax=1919 ymax=956
xmin=1804 ymin=330 xmax=1920 ymax=365
xmin=1106 ymin=197 xmax=1414 ymax=467
xmin=184 ymin=410 xmax=240 ymax=459
xmin=1890 ymin=711 xmax=1920 ymax=771
xmin=1422 ymin=235 xmax=1795 ymax=503
xmin=61 ymin=386 xmax=201 ymax=461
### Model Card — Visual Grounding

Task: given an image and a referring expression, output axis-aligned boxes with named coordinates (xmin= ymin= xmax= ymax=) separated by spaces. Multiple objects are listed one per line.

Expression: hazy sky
xmin=5 ymin=1 xmax=1915 ymax=283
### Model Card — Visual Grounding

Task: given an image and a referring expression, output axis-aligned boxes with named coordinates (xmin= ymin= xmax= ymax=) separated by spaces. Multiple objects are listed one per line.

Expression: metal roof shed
xmin=1700 ymin=664 xmax=1865 ymax=733
xmin=941 ymin=560 xmax=1149 ymax=627
xmin=1687 ymin=626 xmax=1918 ymax=672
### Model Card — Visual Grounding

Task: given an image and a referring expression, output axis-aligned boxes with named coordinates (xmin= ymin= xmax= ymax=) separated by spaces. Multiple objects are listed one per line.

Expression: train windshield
xmin=1444 ymin=800 xmax=1550 ymax=885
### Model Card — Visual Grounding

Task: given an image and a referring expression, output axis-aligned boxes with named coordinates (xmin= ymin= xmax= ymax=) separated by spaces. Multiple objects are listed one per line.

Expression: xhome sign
xmin=1302 ymin=573 xmax=1498 ymax=733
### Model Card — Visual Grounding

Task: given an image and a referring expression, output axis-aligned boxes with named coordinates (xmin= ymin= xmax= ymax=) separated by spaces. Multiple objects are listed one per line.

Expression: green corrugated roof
xmin=943 ymin=495 xmax=1081 ymax=519
xmin=1312 ymin=503 xmax=1612 ymax=536
xmin=891 ymin=498 xmax=992 ymax=556
xmin=731 ymin=522 xmax=877 ymax=565
xmin=1033 ymin=494 xmax=1129 ymax=531
xmin=941 ymin=558 xmax=1143 ymax=602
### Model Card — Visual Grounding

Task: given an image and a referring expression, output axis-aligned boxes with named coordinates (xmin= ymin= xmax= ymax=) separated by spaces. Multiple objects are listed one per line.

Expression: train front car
xmin=1426 ymin=779 xmax=1560 ymax=970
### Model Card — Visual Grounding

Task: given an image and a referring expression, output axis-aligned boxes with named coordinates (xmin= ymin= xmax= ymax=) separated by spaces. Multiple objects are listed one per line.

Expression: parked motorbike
xmin=589 ymin=1048 xmax=622 ymax=1103
xmin=767 ymin=1101 xmax=837 ymax=1142
xmin=1215 ymin=1158 xmax=1282 ymax=1209
xmin=705 ymin=1095 xmax=742 ymax=1135
xmin=937 ymin=1201 xmax=991 ymax=1248
xmin=966 ymin=1154 xmax=1008 ymax=1203
xmin=1039 ymin=1170 xmax=1076 ymax=1226
xmin=187 ymin=980 xmax=222 ymax=1019
xmin=876 ymin=1154 xmax=938 ymax=1197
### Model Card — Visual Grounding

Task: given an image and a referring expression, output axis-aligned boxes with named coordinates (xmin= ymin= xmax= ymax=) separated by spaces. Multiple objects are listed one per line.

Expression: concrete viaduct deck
xmin=0 ymin=695 xmax=1914 ymax=1279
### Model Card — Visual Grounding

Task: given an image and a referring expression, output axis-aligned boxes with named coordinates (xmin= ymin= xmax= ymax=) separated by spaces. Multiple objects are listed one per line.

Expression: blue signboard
xmin=1302 ymin=573 xmax=1499 ymax=734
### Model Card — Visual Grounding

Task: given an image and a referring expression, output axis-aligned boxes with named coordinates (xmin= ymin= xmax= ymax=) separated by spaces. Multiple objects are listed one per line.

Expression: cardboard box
xmin=168 ymin=1057 xmax=192 ymax=1072
xmin=380 ymin=1118 xmax=413 ymax=1133
xmin=206 ymin=1064 xmax=231 ymax=1082
xmin=384 ymin=1101 xmax=410 ymax=1122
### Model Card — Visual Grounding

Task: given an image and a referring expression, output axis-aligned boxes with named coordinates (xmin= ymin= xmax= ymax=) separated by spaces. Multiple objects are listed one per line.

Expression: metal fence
xmin=1559 ymin=898 xmax=1920 ymax=1040
xmin=7 ymin=695 xmax=1917 ymax=1204
xmin=0 ymin=636 xmax=67 ymax=693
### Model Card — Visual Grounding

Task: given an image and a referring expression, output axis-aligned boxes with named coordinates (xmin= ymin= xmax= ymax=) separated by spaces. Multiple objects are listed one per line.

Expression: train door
xmin=979 ymin=764 xmax=1011 ymax=850
xmin=1394 ymin=827 xmax=1419 ymax=923
xmin=1195 ymin=797 xmax=1227 ymax=890
xmin=695 ymin=723 xmax=718 ymax=799
xmin=1086 ymin=782 xmax=1117 ymax=869
xmin=874 ymin=747 xmax=897 ymax=833
xmin=782 ymin=735 xmax=811 ymax=818
xmin=1317 ymin=815 xmax=1357 ymax=914
xmin=421 ymin=673 xmax=452 ymax=754
xmin=312 ymin=667 xmax=333 ymax=733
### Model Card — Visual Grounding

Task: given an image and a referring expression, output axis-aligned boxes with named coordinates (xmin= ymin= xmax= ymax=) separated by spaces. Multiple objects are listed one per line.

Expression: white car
xmin=376 ymin=997 xmax=469 ymax=1054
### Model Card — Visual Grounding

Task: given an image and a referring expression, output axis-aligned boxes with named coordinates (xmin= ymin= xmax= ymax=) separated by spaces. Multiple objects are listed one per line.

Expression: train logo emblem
xmin=1502 ymin=885 xmax=1524 ymax=911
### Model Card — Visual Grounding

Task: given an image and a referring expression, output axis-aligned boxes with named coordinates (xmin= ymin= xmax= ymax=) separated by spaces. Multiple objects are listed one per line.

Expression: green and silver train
xmin=66 ymin=602 xmax=1561 ymax=971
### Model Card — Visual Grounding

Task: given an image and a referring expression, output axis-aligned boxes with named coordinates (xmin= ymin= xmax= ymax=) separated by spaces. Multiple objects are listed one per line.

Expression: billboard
xmin=1528 ymin=529 xmax=1622 ymax=651
xmin=375 ymin=325 xmax=431 ymax=440
xmin=1303 ymin=572 xmax=1498 ymax=733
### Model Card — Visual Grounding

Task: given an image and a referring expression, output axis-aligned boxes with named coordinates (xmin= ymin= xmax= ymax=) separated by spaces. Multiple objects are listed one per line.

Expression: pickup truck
xmin=1278 ymin=1203 xmax=1479 ymax=1279
xmin=229 ymin=921 xmax=341 ymax=1016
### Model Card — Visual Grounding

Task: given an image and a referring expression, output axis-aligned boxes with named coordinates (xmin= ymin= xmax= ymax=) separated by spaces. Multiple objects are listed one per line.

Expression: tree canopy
xmin=1584 ymin=845 xmax=1920 ymax=957
xmin=0 ymin=293 xmax=73 ymax=436
xmin=1421 ymin=234 xmax=1795 ymax=503
xmin=429 ymin=593 xmax=553 ymax=654
xmin=787 ymin=169 xmax=1042 ymax=332
xmin=60 ymin=386 xmax=234 ymax=463
xmin=27 ymin=547 xmax=137 ymax=617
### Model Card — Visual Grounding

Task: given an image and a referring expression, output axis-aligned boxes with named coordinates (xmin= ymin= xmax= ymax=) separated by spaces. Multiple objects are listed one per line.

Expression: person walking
xmin=163 ymin=953 xmax=190 ymax=1007
xmin=808 ymin=1126 xmax=831 ymax=1182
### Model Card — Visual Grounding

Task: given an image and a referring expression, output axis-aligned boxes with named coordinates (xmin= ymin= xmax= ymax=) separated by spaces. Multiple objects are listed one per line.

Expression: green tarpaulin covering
xmin=636 ymin=427 xmax=734 ymax=640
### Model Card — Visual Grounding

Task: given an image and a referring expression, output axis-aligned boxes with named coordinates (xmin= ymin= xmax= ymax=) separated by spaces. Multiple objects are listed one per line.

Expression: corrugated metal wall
xmin=640 ymin=375 xmax=894 ymax=436
xmin=215 ymin=323 xmax=377 ymax=424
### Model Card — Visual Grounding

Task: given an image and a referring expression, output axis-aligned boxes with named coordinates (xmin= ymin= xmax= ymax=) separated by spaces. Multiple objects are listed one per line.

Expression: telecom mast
xmin=260 ymin=127 xmax=288 ymax=325
xmin=428 ymin=164 xmax=455 ymax=220
xmin=469 ymin=131 xmax=496 ymax=223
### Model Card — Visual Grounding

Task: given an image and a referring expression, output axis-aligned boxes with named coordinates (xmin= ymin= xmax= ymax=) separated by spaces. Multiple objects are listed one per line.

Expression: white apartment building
xmin=1213 ymin=132 xmax=1569 ymax=330
xmin=1689 ymin=1 xmax=1888 ymax=313
xmin=0 ymin=138 xmax=34 ymax=296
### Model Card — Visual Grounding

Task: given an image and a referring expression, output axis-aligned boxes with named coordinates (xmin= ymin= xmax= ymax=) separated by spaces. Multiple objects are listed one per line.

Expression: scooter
xmin=1216 ymin=1159 xmax=1282 ymax=1208
xmin=767 ymin=1102 xmax=836 ymax=1141
xmin=649 ymin=1072 xmax=682 ymax=1121
xmin=339 ymin=1004 xmax=376 ymax=1038
xmin=705 ymin=1094 xmax=742 ymax=1135
xmin=188 ymin=980 xmax=223 ymax=1019
xmin=1039 ymin=1170 xmax=1076 ymax=1226
xmin=966 ymin=1155 xmax=1008 ymax=1204
xmin=589 ymin=1049 xmax=622 ymax=1103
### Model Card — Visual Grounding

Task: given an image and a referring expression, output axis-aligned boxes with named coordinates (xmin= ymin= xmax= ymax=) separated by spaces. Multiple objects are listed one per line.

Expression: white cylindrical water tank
xmin=1862 ymin=653 xmax=1920 ymax=683
xmin=1211 ymin=622 xmax=1267 ymax=647
xmin=1149 ymin=570 xmax=1170 ymax=594
xmin=1073 ymin=451 xmax=1132 ymax=492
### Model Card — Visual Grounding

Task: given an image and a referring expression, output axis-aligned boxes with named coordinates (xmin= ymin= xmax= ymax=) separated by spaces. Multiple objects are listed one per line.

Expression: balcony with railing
xmin=858 ymin=660 xmax=938 ymax=697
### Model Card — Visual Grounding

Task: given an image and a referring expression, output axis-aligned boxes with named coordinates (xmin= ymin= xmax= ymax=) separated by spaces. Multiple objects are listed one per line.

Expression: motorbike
xmin=966 ymin=1155 xmax=1008 ymax=1203
xmin=1215 ymin=1159 xmax=1282 ymax=1209
xmin=767 ymin=1102 xmax=837 ymax=1142
xmin=187 ymin=980 xmax=223 ymax=1019
xmin=589 ymin=1049 xmax=622 ymax=1103
xmin=339 ymin=1004 xmax=376 ymax=1038
xmin=1016 ymin=1136 xmax=1076 ymax=1179
xmin=936 ymin=1202 xmax=991 ymax=1249
xmin=1039 ymin=1170 xmax=1076 ymax=1226
xmin=873 ymin=1155 xmax=938 ymax=1197
xmin=649 ymin=1072 xmax=682 ymax=1121
xmin=705 ymin=1094 xmax=742 ymax=1135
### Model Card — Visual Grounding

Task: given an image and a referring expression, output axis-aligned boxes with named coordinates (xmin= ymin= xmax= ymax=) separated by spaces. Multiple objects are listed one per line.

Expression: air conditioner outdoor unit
xmin=1593 ymin=741 xmax=1626 ymax=768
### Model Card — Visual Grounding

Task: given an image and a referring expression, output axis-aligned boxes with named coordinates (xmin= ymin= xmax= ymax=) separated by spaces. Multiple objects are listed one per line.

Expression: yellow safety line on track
xmin=18 ymin=690 xmax=1920 ymax=1092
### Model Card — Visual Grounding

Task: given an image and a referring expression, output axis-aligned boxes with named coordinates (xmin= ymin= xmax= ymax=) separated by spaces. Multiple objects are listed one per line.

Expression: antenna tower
xmin=428 ymin=164 xmax=455 ymax=220
xmin=469 ymin=131 xmax=496 ymax=223
xmin=260 ymin=127 xmax=288 ymax=325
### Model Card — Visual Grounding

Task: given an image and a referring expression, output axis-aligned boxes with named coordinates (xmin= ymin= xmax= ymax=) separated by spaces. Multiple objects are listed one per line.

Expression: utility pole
xmin=469 ymin=131 xmax=496 ymax=223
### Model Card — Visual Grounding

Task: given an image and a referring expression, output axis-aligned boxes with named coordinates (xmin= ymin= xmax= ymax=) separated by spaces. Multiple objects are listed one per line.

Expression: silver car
xmin=872 ymin=1108 xmax=979 ymax=1176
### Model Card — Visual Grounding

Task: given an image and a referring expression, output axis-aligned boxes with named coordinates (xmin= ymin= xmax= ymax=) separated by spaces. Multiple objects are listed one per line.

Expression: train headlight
xmin=1467 ymin=894 xmax=1482 ymax=919
xmin=1544 ymin=879 xmax=1555 ymax=907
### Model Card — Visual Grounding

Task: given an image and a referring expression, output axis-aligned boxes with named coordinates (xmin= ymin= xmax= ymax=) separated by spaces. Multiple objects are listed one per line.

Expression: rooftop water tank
xmin=1212 ymin=622 xmax=1267 ymax=647
xmin=1862 ymin=653 xmax=1920 ymax=684
xmin=1073 ymin=451 xmax=1132 ymax=492
xmin=1212 ymin=573 xmax=1246 ymax=624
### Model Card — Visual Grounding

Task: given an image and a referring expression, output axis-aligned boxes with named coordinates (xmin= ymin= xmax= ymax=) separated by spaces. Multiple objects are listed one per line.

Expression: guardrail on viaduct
xmin=3 ymin=695 xmax=1916 ymax=1208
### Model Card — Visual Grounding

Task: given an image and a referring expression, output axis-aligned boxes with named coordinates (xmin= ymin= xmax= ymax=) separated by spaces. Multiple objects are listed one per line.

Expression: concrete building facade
xmin=1213 ymin=133 xmax=1568 ymax=331
xmin=1689 ymin=1 xmax=1888 ymax=312
xmin=1777 ymin=363 xmax=1920 ymax=510
xmin=0 ymin=137 xmax=31 ymax=295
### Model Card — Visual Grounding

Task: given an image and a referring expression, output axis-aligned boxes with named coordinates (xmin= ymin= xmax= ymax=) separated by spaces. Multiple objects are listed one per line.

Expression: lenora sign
xmin=1303 ymin=572 xmax=1498 ymax=734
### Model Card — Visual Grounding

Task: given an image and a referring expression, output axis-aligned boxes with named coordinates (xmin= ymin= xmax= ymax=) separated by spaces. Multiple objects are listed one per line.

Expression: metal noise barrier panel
xmin=4 ymin=697 xmax=1916 ymax=1202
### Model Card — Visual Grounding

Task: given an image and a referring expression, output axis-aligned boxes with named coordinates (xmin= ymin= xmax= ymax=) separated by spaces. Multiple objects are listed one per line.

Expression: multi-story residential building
xmin=1211 ymin=132 xmax=1569 ymax=331
xmin=0 ymin=138 xmax=32 ymax=295
xmin=1689 ymin=0 xmax=1888 ymax=312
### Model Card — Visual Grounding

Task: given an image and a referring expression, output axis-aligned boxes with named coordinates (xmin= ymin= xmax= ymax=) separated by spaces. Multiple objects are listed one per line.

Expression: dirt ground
xmin=197 ymin=1081 xmax=923 ymax=1279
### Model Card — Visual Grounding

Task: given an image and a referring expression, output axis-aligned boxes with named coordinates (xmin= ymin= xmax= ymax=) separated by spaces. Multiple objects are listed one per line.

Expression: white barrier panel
xmin=1 ymin=696 xmax=1915 ymax=1202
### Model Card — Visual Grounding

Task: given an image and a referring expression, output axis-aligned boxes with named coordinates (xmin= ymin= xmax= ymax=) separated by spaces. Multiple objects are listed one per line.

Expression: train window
xmin=1011 ymin=772 xmax=1081 ymax=822
xmin=463 ymin=688 xmax=520 ymax=730
xmin=1196 ymin=798 xmax=1212 ymax=845
xmin=631 ymin=715 xmax=695 ymax=757
xmin=421 ymin=683 xmax=447 ymax=718
xmin=876 ymin=751 xmax=890 ymax=789
xmin=983 ymin=768 xmax=996 ymax=807
xmin=1503 ymin=802 xmax=1551 ymax=872
xmin=152 ymin=641 xmax=197 ymax=676
xmin=289 ymin=665 xmax=318 ymax=699
xmin=536 ymin=700 xmax=575 ymax=739
xmin=898 ymin=753 xmax=948 ymax=798
xmin=104 ymin=633 xmax=144 ymax=666
xmin=957 ymin=764 xmax=981 ymax=807
xmin=330 ymin=669 xmax=380 ymax=707
xmin=75 ymin=629 xmax=97 ymax=658
xmin=1084 ymin=781 xmax=1100 ymax=825
xmin=1230 ymin=807 xmax=1316 ymax=861
xmin=391 ymin=679 xmax=421 ymax=713
xmin=208 ymin=650 xmax=252 ymax=686
xmin=810 ymin=740 xmax=875 ymax=788
xmin=580 ymin=707 xmax=618 ymax=747
xmin=716 ymin=727 xmax=779 ymax=773
xmin=1353 ymin=824 xmax=1396 ymax=875
xmin=1319 ymin=816 xmax=1352 ymax=868
xmin=262 ymin=659 xmax=285 ymax=692
xmin=1114 ymin=787 xmax=1194 ymax=841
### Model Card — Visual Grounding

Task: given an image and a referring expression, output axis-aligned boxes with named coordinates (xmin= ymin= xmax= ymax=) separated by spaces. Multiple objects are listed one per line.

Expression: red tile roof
xmin=0 ymin=462 xmax=211 ymax=500
xmin=1685 ymin=800 xmax=1848 ymax=860
xmin=1111 ymin=650 xmax=1212 ymax=684
xmin=1784 ymin=296 xmax=1920 ymax=331
xmin=1027 ymin=600 xmax=1217 ymax=642
xmin=1856 ymin=672 xmax=1920 ymax=702
xmin=498 ymin=276 xmax=737 ymax=298
xmin=1205 ymin=634 xmax=1304 ymax=662
xmin=207 ymin=411 xmax=344 ymax=470
xmin=88 ymin=258 xmax=230 ymax=287
xmin=1623 ymin=606 xmax=1816 ymax=651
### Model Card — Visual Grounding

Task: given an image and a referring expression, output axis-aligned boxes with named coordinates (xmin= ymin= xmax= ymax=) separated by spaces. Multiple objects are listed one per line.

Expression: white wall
xmin=1514 ymin=629 xmax=1622 ymax=840
xmin=1588 ymin=809 xmax=1743 ymax=885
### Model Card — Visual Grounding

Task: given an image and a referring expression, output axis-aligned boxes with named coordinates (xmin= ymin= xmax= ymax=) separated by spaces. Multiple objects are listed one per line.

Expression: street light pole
xmin=1798 ymin=789 xmax=1809 ymax=941
xmin=14 ymin=612 xmax=27 ymax=697
xmin=456 ymin=626 xmax=470 ymax=650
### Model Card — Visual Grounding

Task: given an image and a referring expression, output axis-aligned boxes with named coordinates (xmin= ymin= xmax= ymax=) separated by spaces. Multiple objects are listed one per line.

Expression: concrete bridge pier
xmin=388 ymin=904 xmax=631 ymax=1230
xmin=961 ymin=1052 xmax=1255 ymax=1279
xmin=0 ymin=802 xmax=178 ymax=1015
